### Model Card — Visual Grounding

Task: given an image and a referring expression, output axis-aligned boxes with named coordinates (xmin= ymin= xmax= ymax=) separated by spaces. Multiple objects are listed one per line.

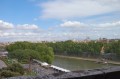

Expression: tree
xmin=35 ymin=45 xmax=54 ymax=64
xmin=8 ymin=49 xmax=40 ymax=62
xmin=7 ymin=42 xmax=54 ymax=64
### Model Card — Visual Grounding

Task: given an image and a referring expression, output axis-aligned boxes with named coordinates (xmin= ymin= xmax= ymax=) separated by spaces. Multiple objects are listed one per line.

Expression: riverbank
xmin=55 ymin=55 xmax=120 ymax=65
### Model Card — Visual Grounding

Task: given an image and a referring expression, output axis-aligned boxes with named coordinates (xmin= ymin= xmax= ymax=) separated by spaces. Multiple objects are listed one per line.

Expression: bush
xmin=0 ymin=70 xmax=20 ymax=78
xmin=8 ymin=63 xmax=24 ymax=75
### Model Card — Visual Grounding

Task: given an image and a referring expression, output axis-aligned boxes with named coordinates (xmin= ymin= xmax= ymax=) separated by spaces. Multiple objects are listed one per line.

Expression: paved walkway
xmin=0 ymin=60 xmax=7 ymax=69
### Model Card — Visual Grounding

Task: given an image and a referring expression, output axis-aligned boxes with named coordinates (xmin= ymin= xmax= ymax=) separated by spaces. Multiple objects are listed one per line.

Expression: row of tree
xmin=6 ymin=40 xmax=120 ymax=62
xmin=45 ymin=40 xmax=120 ymax=60
xmin=6 ymin=42 xmax=54 ymax=64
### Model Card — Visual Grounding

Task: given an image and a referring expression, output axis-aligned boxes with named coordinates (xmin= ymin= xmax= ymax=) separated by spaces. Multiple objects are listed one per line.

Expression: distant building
xmin=97 ymin=38 xmax=120 ymax=43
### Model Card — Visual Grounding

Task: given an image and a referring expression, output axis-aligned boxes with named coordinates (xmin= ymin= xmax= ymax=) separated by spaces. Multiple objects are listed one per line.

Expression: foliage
xmin=6 ymin=41 xmax=54 ymax=64
xmin=8 ymin=49 xmax=40 ymax=62
xmin=0 ymin=70 xmax=20 ymax=78
xmin=0 ymin=63 xmax=24 ymax=78
xmin=8 ymin=63 xmax=24 ymax=75
xmin=6 ymin=40 xmax=120 ymax=61
xmin=46 ymin=40 xmax=120 ymax=60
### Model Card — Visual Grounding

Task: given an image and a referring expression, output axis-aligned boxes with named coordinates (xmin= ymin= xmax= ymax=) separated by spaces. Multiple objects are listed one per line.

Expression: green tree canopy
xmin=7 ymin=42 xmax=54 ymax=64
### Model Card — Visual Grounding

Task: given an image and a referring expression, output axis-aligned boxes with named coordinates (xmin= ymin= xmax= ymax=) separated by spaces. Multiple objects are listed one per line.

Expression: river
xmin=53 ymin=56 xmax=115 ymax=71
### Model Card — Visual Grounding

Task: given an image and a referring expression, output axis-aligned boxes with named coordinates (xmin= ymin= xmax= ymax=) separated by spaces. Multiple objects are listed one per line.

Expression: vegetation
xmin=6 ymin=40 xmax=120 ymax=63
xmin=8 ymin=49 xmax=40 ymax=63
xmin=0 ymin=70 xmax=20 ymax=78
xmin=46 ymin=40 xmax=120 ymax=60
xmin=6 ymin=41 xmax=54 ymax=64
xmin=0 ymin=63 xmax=23 ymax=78
xmin=4 ymin=41 xmax=54 ymax=77
xmin=8 ymin=63 xmax=24 ymax=75
xmin=1 ymin=39 xmax=119 ymax=78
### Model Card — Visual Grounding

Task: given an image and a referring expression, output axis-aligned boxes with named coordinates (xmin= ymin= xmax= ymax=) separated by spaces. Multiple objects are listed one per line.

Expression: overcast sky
xmin=0 ymin=0 xmax=120 ymax=42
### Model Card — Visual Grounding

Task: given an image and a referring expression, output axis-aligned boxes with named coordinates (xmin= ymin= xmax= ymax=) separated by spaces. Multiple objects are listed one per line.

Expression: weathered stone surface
xmin=5 ymin=66 xmax=120 ymax=79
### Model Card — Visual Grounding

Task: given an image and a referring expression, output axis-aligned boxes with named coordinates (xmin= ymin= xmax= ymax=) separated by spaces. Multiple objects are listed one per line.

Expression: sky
xmin=0 ymin=0 xmax=120 ymax=42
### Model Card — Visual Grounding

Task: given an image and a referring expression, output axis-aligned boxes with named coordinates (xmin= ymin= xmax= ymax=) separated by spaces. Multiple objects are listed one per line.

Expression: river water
xmin=53 ymin=56 xmax=114 ymax=71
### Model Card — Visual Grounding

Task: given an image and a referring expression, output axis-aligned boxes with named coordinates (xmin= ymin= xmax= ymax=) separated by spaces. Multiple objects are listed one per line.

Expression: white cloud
xmin=0 ymin=20 xmax=14 ymax=30
xmin=60 ymin=21 xmax=86 ymax=28
xmin=0 ymin=20 xmax=42 ymax=42
xmin=0 ymin=32 xmax=38 ymax=37
xmin=97 ymin=21 xmax=120 ymax=27
xmin=0 ymin=20 xmax=120 ymax=42
xmin=60 ymin=20 xmax=120 ymax=30
xmin=41 ymin=0 xmax=120 ymax=19
xmin=57 ymin=20 xmax=120 ymax=39
xmin=17 ymin=24 xmax=39 ymax=30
